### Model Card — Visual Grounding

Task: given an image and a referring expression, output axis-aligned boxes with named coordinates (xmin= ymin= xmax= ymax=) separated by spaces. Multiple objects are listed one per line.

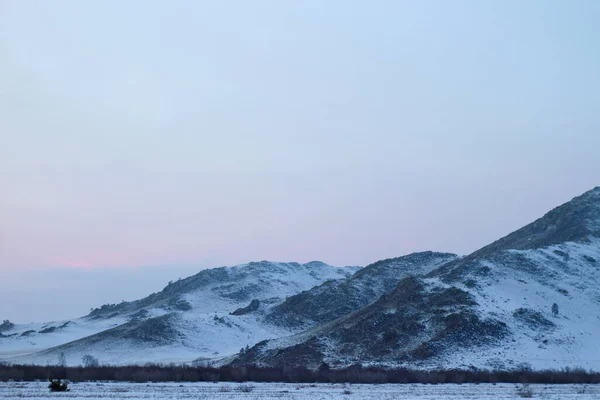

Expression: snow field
xmin=0 ymin=381 xmax=599 ymax=400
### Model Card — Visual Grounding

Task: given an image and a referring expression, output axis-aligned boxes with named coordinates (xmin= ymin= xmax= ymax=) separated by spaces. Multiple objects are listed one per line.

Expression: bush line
xmin=1 ymin=363 xmax=599 ymax=384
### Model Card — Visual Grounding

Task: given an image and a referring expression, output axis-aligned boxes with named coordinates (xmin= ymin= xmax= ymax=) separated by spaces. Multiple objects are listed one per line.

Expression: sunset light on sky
xmin=1 ymin=0 xmax=599 ymax=321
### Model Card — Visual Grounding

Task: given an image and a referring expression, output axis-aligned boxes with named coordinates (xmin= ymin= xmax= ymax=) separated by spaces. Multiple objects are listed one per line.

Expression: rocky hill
xmin=231 ymin=187 xmax=600 ymax=370
xmin=265 ymin=252 xmax=457 ymax=329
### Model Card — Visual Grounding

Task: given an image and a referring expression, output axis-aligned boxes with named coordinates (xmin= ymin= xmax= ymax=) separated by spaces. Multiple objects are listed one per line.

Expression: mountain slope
xmin=474 ymin=186 xmax=600 ymax=253
xmin=232 ymin=187 xmax=600 ymax=370
xmin=0 ymin=261 xmax=359 ymax=366
xmin=86 ymin=261 xmax=360 ymax=319
xmin=433 ymin=186 xmax=600 ymax=278
xmin=265 ymin=252 xmax=457 ymax=328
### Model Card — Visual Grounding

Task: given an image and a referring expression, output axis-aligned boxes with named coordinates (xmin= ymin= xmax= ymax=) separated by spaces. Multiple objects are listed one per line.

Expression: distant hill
xmin=0 ymin=261 xmax=358 ymax=365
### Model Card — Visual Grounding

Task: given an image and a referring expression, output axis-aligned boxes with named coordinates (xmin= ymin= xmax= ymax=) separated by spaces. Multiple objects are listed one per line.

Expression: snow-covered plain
xmin=0 ymin=381 xmax=598 ymax=399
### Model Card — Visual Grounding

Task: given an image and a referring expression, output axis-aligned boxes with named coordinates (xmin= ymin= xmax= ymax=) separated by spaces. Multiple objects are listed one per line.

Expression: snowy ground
xmin=1 ymin=381 xmax=599 ymax=399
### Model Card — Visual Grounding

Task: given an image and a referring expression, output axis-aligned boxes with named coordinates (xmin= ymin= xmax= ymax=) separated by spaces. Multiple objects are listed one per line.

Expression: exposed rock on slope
xmin=266 ymin=252 xmax=457 ymax=328
xmin=234 ymin=276 xmax=507 ymax=368
xmin=0 ymin=320 xmax=14 ymax=333
xmin=231 ymin=299 xmax=261 ymax=316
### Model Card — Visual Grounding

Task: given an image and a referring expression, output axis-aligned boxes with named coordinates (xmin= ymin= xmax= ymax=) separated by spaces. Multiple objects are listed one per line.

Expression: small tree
xmin=551 ymin=303 xmax=559 ymax=317
xmin=48 ymin=378 xmax=69 ymax=392
xmin=57 ymin=352 xmax=67 ymax=367
xmin=319 ymin=362 xmax=331 ymax=372
xmin=82 ymin=354 xmax=100 ymax=367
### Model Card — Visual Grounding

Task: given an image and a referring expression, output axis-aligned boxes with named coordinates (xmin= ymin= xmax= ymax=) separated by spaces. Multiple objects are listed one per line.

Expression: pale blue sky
xmin=1 ymin=1 xmax=599 ymax=321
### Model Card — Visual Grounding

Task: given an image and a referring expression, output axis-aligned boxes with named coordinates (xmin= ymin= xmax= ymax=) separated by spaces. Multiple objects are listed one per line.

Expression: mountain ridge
xmin=2 ymin=187 xmax=599 ymax=370
xmin=0 ymin=261 xmax=358 ymax=365
xmin=230 ymin=187 xmax=600 ymax=370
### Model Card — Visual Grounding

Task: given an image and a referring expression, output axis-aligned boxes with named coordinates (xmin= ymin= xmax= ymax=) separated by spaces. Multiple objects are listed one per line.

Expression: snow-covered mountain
xmin=0 ymin=261 xmax=359 ymax=366
xmin=3 ymin=187 xmax=600 ymax=371
xmin=232 ymin=187 xmax=600 ymax=370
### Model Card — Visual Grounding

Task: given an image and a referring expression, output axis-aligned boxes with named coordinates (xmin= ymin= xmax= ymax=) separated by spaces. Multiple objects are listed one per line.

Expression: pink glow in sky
xmin=1 ymin=0 xmax=599 ymax=277
xmin=53 ymin=259 xmax=93 ymax=269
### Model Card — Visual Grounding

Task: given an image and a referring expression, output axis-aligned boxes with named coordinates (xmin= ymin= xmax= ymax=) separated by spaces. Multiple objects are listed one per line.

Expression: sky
xmin=1 ymin=1 xmax=599 ymax=322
